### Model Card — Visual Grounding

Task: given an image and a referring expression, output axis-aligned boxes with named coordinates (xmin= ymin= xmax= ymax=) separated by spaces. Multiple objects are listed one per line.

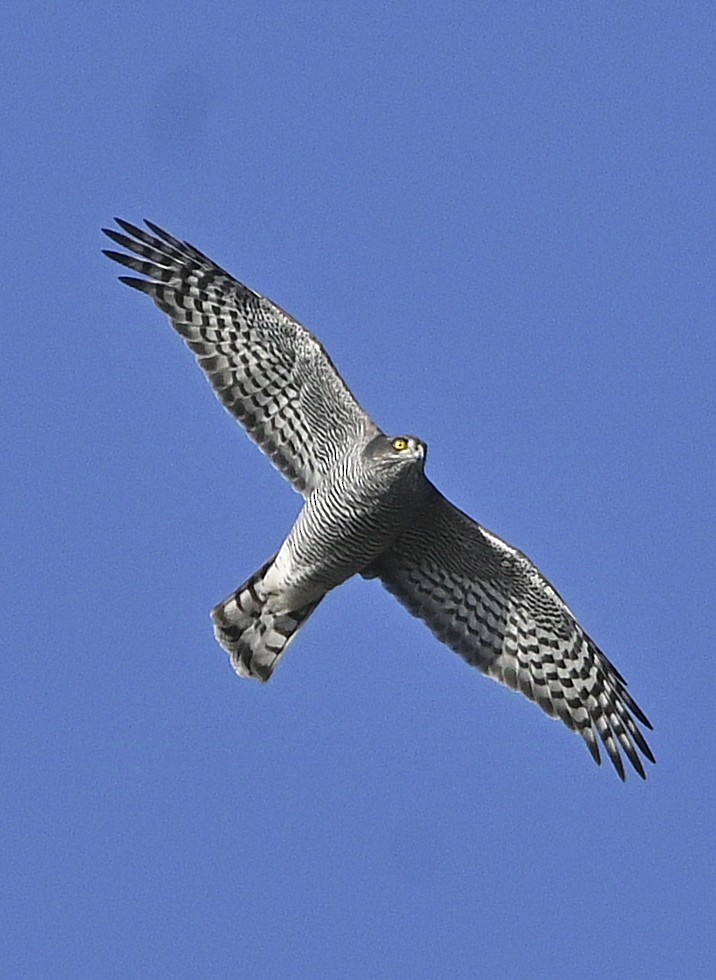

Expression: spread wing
xmin=103 ymin=219 xmax=379 ymax=495
xmin=366 ymin=486 xmax=655 ymax=780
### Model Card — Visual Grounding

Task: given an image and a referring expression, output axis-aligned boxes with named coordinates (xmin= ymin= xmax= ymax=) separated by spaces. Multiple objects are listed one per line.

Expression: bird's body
xmin=103 ymin=219 xmax=655 ymax=780
xmin=213 ymin=433 xmax=430 ymax=679
xmin=274 ymin=434 xmax=430 ymax=603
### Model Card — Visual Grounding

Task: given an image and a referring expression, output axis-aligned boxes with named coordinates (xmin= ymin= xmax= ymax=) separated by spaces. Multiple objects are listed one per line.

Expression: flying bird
xmin=103 ymin=219 xmax=654 ymax=780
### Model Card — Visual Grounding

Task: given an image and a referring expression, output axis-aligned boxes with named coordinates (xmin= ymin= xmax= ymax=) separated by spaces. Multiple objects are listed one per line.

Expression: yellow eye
xmin=392 ymin=437 xmax=409 ymax=452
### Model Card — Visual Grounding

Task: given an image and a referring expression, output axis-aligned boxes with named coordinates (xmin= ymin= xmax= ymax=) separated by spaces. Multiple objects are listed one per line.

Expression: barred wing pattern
xmin=367 ymin=487 xmax=654 ymax=779
xmin=103 ymin=220 xmax=378 ymax=495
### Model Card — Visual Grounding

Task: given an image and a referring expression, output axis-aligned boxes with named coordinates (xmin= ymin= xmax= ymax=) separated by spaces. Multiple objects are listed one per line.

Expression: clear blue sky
xmin=3 ymin=3 xmax=714 ymax=978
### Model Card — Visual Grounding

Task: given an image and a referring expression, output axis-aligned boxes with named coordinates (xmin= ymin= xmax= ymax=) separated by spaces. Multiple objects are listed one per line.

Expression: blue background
xmin=4 ymin=3 xmax=714 ymax=978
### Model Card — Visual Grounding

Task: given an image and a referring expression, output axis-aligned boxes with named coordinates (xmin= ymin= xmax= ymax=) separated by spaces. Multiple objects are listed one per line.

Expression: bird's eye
xmin=392 ymin=437 xmax=409 ymax=451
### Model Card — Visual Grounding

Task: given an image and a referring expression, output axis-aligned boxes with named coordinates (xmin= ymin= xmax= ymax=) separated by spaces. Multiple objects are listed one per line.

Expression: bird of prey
xmin=103 ymin=219 xmax=654 ymax=780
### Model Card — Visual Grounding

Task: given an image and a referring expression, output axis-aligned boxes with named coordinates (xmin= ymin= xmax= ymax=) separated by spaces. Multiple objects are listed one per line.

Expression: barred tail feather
xmin=211 ymin=559 xmax=323 ymax=681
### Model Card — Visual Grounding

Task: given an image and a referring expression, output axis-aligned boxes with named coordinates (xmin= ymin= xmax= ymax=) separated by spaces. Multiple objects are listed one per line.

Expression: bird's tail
xmin=211 ymin=557 xmax=323 ymax=681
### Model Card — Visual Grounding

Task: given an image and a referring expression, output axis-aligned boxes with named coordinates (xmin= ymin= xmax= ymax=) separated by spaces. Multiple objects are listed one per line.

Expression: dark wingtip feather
xmin=612 ymin=754 xmax=627 ymax=782
xmin=583 ymin=729 xmax=602 ymax=768
xmin=614 ymin=678 xmax=653 ymax=731
xmin=102 ymin=228 xmax=131 ymax=248
xmin=634 ymin=705 xmax=653 ymax=731
xmin=143 ymin=219 xmax=176 ymax=244
xmin=117 ymin=275 xmax=155 ymax=293
xmin=102 ymin=248 xmax=139 ymax=271
xmin=115 ymin=217 xmax=146 ymax=238
xmin=602 ymin=731 xmax=627 ymax=781
xmin=622 ymin=741 xmax=647 ymax=780
xmin=628 ymin=723 xmax=656 ymax=764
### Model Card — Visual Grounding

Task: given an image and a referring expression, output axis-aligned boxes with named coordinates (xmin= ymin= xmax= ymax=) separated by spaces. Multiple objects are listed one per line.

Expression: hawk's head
xmin=364 ymin=434 xmax=427 ymax=470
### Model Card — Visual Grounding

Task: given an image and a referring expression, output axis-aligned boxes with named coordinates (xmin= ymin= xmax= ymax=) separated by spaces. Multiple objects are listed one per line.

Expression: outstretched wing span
xmin=366 ymin=487 xmax=655 ymax=780
xmin=103 ymin=219 xmax=379 ymax=495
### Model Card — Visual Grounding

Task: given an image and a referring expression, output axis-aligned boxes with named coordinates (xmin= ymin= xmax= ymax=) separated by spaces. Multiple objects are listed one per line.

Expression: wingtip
xmin=629 ymin=698 xmax=653 ymax=730
xmin=143 ymin=219 xmax=176 ymax=244
xmin=117 ymin=275 xmax=154 ymax=292
xmin=608 ymin=743 xmax=627 ymax=782
xmin=114 ymin=217 xmax=147 ymax=239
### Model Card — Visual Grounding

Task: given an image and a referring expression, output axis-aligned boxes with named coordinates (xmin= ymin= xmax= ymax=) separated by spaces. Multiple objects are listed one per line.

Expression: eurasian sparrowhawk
xmin=103 ymin=219 xmax=654 ymax=780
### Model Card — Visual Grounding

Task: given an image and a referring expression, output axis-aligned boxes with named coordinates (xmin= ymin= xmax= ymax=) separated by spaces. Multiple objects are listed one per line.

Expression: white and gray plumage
xmin=103 ymin=218 xmax=655 ymax=781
